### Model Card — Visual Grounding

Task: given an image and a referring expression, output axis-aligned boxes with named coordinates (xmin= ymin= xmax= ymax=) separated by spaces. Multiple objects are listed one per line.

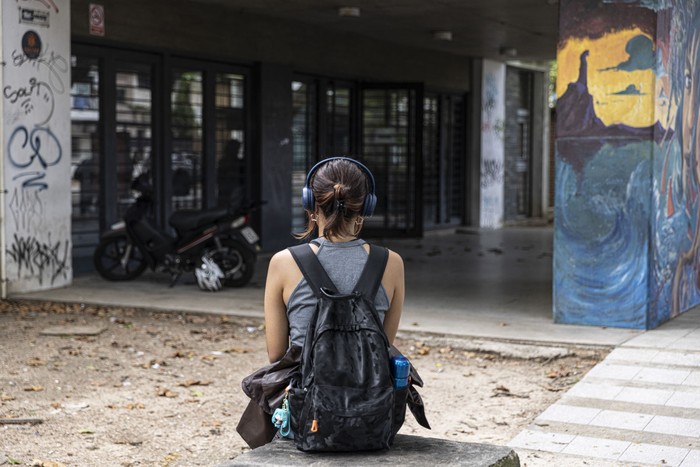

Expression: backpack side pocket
xmin=287 ymin=386 xmax=308 ymax=439
xmin=390 ymin=386 xmax=408 ymax=443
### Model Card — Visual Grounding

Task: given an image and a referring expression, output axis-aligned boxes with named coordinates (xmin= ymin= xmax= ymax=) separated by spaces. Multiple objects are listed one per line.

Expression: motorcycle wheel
xmin=213 ymin=239 xmax=255 ymax=288
xmin=93 ymin=234 xmax=148 ymax=281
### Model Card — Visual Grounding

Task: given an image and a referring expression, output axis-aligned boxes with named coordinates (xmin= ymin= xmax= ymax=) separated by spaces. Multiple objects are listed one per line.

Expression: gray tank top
xmin=286 ymin=238 xmax=390 ymax=348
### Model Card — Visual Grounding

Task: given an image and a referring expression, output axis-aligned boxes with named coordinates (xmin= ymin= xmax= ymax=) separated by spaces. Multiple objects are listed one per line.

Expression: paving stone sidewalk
xmin=509 ymin=310 xmax=700 ymax=466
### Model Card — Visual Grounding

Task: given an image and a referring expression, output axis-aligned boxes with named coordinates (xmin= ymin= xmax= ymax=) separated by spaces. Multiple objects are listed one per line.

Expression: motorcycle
xmin=93 ymin=177 xmax=261 ymax=291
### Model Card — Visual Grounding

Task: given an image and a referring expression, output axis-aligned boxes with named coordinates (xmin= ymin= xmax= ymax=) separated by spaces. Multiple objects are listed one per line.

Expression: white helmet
xmin=194 ymin=256 xmax=224 ymax=291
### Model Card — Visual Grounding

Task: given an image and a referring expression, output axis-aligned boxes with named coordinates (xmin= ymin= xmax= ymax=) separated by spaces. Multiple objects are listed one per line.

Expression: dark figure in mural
xmin=669 ymin=3 xmax=700 ymax=316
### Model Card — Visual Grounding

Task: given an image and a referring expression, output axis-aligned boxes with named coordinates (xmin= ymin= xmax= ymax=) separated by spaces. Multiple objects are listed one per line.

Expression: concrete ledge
xmin=222 ymin=434 xmax=520 ymax=466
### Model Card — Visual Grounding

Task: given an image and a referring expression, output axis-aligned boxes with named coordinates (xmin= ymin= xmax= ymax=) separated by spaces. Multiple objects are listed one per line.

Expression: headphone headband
xmin=302 ymin=157 xmax=377 ymax=217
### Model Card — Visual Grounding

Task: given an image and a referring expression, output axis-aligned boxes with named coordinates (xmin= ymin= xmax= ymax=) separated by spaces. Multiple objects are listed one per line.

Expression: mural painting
xmin=555 ymin=0 xmax=700 ymax=328
xmin=659 ymin=0 xmax=700 ymax=326
xmin=2 ymin=0 xmax=71 ymax=291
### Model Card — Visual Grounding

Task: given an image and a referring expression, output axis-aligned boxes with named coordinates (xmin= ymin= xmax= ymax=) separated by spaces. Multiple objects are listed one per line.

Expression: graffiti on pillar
xmin=6 ymin=125 xmax=63 ymax=189
xmin=555 ymin=0 xmax=700 ymax=329
xmin=3 ymin=77 xmax=56 ymax=125
xmin=481 ymin=159 xmax=504 ymax=189
xmin=9 ymin=187 xmax=45 ymax=231
xmin=482 ymin=72 xmax=505 ymax=138
xmin=5 ymin=233 xmax=69 ymax=286
xmin=2 ymin=0 xmax=71 ymax=291
xmin=480 ymin=61 xmax=505 ymax=228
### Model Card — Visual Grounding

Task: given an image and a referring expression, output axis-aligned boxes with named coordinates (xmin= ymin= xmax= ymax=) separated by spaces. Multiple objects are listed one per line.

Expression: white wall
xmin=1 ymin=0 xmax=72 ymax=293
xmin=479 ymin=60 xmax=506 ymax=228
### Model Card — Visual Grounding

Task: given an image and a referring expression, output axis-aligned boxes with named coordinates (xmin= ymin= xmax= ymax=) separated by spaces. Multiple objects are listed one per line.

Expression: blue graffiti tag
xmin=12 ymin=171 xmax=48 ymax=190
xmin=7 ymin=125 xmax=62 ymax=169
xmin=7 ymin=126 xmax=62 ymax=190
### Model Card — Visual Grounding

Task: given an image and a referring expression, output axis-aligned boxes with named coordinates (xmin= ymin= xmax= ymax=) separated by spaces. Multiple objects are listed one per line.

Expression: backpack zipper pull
xmin=311 ymin=417 xmax=319 ymax=433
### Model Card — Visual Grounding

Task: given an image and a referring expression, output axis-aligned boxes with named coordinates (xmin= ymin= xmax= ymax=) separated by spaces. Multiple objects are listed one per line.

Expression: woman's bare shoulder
xmin=386 ymin=248 xmax=403 ymax=262
xmin=268 ymin=248 xmax=297 ymax=273
xmin=385 ymin=248 xmax=404 ymax=273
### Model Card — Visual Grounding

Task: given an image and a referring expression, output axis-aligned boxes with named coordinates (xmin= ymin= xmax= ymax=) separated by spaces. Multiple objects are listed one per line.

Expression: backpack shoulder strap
xmin=354 ymin=244 xmax=389 ymax=299
xmin=288 ymin=244 xmax=338 ymax=297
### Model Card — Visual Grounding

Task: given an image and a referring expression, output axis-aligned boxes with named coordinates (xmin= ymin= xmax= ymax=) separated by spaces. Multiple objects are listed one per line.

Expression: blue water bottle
xmin=391 ymin=355 xmax=410 ymax=389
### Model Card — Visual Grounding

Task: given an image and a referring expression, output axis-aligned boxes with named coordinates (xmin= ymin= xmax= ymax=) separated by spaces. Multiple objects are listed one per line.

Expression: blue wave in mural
xmin=555 ymin=142 xmax=651 ymax=329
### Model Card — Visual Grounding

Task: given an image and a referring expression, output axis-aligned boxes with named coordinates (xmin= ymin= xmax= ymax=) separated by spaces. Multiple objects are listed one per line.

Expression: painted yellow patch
xmin=558 ymin=28 xmax=657 ymax=128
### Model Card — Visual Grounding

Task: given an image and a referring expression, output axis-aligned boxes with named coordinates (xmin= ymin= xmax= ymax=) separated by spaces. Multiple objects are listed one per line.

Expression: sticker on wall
xmin=89 ymin=3 xmax=104 ymax=36
xmin=19 ymin=8 xmax=50 ymax=27
xmin=21 ymin=30 xmax=42 ymax=59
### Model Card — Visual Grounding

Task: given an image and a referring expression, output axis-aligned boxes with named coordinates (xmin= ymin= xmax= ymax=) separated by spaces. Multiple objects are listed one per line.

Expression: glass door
xmin=289 ymin=77 xmax=356 ymax=234
xmin=360 ymin=84 xmax=423 ymax=236
xmin=70 ymin=46 xmax=252 ymax=273
xmin=423 ymin=93 xmax=466 ymax=229
xmin=423 ymin=94 xmax=440 ymax=229
xmin=70 ymin=47 xmax=160 ymax=273
xmin=70 ymin=55 xmax=101 ymax=271
xmin=171 ymin=69 xmax=203 ymax=211
xmin=114 ymin=60 xmax=156 ymax=220
xmin=215 ymin=72 xmax=248 ymax=210
xmin=325 ymin=81 xmax=354 ymax=156
xmin=290 ymin=78 xmax=318 ymax=233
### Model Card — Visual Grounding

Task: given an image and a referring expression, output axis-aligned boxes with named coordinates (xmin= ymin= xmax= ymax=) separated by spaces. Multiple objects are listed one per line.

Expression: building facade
xmin=1 ymin=0 xmax=551 ymax=306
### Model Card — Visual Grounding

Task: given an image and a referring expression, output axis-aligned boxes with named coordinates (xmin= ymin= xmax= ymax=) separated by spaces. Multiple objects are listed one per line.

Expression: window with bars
xmin=115 ymin=63 xmax=153 ymax=221
xmin=422 ymin=93 xmax=466 ymax=229
xmin=326 ymin=83 xmax=353 ymax=156
xmin=291 ymin=79 xmax=318 ymax=233
xmin=215 ymin=73 xmax=247 ymax=210
xmin=362 ymin=88 xmax=418 ymax=233
xmin=70 ymin=55 xmax=101 ymax=268
xmin=171 ymin=70 xmax=203 ymax=210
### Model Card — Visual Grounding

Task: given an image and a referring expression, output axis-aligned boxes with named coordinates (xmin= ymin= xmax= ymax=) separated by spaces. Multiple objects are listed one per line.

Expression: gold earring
xmin=353 ymin=217 xmax=364 ymax=236
xmin=310 ymin=214 xmax=318 ymax=223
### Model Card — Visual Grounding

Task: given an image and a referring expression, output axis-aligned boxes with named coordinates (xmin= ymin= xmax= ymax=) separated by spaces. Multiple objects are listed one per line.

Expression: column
xmin=1 ymin=0 xmax=72 ymax=294
xmin=479 ymin=59 xmax=506 ymax=228
xmin=554 ymin=0 xmax=692 ymax=329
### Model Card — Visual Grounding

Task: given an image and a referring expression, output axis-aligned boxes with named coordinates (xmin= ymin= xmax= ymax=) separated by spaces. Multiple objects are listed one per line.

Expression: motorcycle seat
xmin=169 ymin=207 xmax=229 ymax=232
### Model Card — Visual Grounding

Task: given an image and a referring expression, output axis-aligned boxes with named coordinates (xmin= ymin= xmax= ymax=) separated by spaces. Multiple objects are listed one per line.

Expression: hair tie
xmin=334 ymin=199 xmax=346 ymax=214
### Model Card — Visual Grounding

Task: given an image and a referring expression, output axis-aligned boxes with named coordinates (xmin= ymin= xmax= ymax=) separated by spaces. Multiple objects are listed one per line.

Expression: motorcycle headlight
xmin=231 ymin=216 xmax=245 ymax=229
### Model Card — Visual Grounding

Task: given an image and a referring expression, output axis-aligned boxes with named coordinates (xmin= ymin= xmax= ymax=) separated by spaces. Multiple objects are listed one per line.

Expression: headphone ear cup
xmin=301 ymin=186 xmax=314 ymax=212
xmin=363 ymin=193 xmax=377 ymax=217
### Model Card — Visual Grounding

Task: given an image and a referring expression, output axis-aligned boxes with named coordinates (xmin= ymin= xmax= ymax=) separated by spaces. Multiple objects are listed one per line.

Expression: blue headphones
xmin=302 ymin=157 xmax=377 ymax=217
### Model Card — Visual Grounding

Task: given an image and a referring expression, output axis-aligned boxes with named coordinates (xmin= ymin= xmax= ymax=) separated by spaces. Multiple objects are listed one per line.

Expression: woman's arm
xmin=382 ymin=249 xmax=405 ymax=344
xmin=263 ymin=251 xmax=291 ymax=362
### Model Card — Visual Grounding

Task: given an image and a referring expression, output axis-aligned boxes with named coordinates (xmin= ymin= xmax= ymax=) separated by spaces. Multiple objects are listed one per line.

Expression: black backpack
xmin=287 ymin=242 xmax=404 ymax=452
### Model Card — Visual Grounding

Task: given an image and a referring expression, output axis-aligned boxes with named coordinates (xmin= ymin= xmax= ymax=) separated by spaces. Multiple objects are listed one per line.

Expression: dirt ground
xmin=0 ymin=300 xmax=607 ymax=467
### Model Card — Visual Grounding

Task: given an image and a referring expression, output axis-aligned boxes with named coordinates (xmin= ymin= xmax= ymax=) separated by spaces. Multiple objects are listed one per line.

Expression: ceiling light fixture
xmin=433 ymin=30 xmax=453 ymax=41
xmin=499 ymin=46 xmax=518 ymax=57
xmin=338 ymin=6 xmax=360 ymax=17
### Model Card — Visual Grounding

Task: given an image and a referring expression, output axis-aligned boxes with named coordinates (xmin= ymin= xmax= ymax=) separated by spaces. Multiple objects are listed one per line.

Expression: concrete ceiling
xmin=192 ymin=0 xmax=559 ymax=61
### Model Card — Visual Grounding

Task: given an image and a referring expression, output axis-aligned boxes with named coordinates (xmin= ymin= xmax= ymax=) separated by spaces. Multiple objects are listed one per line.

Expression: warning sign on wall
xmin=89 ymin=3 xmax=104 ymax=36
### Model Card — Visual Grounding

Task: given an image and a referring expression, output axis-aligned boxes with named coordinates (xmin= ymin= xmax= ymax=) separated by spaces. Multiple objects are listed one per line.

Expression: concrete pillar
xmin=554 ymin=0 xmax=696 ymax=329
xmin=1 ymin=0 xmax=72 ymax=295
xmin=479 ymin=59 xmax=506 ymax=228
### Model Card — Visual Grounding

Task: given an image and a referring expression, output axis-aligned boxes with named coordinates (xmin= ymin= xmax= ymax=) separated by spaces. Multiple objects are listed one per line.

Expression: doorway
xmin=423 ymin=93 xmax=467 ymax=229
xmin=69 ymin=45 xmax=251 ymax=272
